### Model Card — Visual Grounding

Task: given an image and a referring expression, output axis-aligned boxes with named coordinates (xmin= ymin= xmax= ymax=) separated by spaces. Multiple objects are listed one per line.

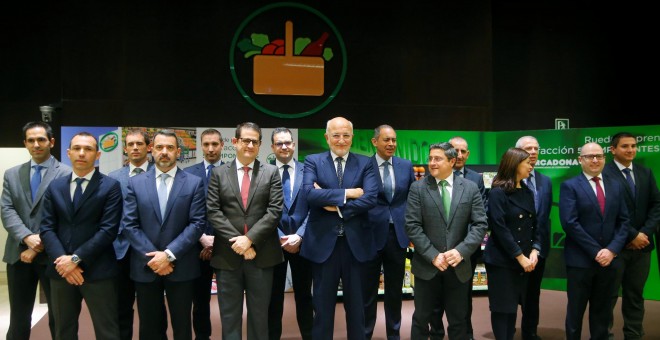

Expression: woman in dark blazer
xmin=484 ymin=147 xmax=541 ymax=340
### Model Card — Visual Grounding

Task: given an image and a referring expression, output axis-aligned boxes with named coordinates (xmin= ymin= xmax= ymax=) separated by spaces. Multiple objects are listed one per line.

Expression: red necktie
xmin=241 ymin=166 xmax=251 ymax=233
xmin=592 ymin=177 xmax=605 ymax=215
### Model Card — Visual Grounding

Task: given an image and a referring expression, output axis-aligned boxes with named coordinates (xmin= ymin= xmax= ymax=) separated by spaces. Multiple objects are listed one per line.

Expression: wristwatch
xmin=71 ymin=254 xmax=81 ymax=264
xmin=165 ymin=252 xmax=176 ymax=263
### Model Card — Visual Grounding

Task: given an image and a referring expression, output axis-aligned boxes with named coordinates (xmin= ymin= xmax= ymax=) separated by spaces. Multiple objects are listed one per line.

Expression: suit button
xmin=519 ymin=214 xmax=523 ymax=218
xmin=517 ymin=240 xmax=521 ymax=243
xmin=518 ymin=228 xmax=521 ymax=231
xmin=529 ymin=214 xmax=532 ymax=217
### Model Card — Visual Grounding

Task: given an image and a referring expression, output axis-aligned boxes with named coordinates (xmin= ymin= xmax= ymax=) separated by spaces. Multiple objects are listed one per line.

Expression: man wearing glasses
xmin=559 ymin=142 xmax=630 ymax=340
xmin=207 ymin=122 xmax=283 ymax=340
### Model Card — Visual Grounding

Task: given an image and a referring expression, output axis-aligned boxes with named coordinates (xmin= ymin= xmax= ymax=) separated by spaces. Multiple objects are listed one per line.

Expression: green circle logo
xmin=100 ymin=132 xmax=119 ymax=152
xmin=230 ymin=2 xmax=347 ymax=119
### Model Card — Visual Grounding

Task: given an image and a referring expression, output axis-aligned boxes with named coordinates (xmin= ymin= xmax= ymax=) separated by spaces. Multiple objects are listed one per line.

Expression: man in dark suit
xmin=603 ymin=132 xmax=660 ymax=340
xmin=2 ymin=121 xmax=71 ymax=340
xmin=405 ymin=142 xmax=488 ymax=339
xmin=267 ymin=127 xmax=313 ymax=340
xmin=122 ymin=129 xmax=206 ymax=340
xmin=206 ymin=122 xmax=283 ymax=340
xmin=516 ymin=135 xmax=553 ymax=340
xmin=363 ymin=125 xmax=415 ymax=340
xmin=426 ymin=136 xmax=488 ymax=340
xmin=300 ymin=116 xmax=379 ymax=340
xmin=40 ymin=132 xmax=123 ymax=340
xmin=184 ymin=128 xmax=224 ymax=340
xmin=107 ymin=128 xmax=155 ymax=340
xmin=559 ymin=142 xmax=630 ymax=340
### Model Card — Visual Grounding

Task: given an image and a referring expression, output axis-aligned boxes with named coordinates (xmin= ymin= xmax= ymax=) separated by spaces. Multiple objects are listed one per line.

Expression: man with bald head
xmin=300 ymin=117 xmax=379 ymax=340
xmin=559 ymin=142 xmax=630 ymax=340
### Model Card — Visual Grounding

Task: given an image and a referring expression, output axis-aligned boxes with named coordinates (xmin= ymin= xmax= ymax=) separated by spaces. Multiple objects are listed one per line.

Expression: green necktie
xmin=441 ymin=180 xmax=451 ymax=220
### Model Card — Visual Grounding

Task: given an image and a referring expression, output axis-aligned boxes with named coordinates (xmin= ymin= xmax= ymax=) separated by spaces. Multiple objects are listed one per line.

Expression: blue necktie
xmin=72 ymin=178 xmax=85 ymax=208
xmin=30 ymin=165 xmax=43 ymax=202
xmin=336 ymin=157 xmax=343 ymax=188
xmin=622 ymin=168 xmax=635 ymax=198
xmin=282 ymin=164 xmax=291 ymax=206
xmin=454 ymin=169 xmax=462 ymax=178
xmin=206 ymin=164 xmax=215 ymax=181
xmin=158 ymin=174 xmax=170 ymax=218
xmin=383 ymin=161 xmax=393 ymax=201
xmin=527 ymin=173 xmax=539 ymax=212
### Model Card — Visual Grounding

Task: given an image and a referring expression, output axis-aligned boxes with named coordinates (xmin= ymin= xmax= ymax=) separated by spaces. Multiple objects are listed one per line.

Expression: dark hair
xmin=125 ymin=128 xmax=151 ymax=146
xmin=271 ymin=127 xmax=292 ymax=144
xmin=492 ymin=147 xmax=530 ymax=193
xmin=201 ymin=128 xmax=222 ymax=140
xmin=69 ymin=132 xmax=99 ymax=151
xmin=429 ymin=142 xmax=457 ymax=160
xmin=235 ymin=122 xmax=262 ymax=141
xmin=610 ymin=132 xmax=636 ymax=147
xmin=373 ymin=124 xmax=394 ymax=139
xmin=153 ymin=129 xmax=182 ymax=149
xmin=22 ymin=121 xmax=54 ymax=140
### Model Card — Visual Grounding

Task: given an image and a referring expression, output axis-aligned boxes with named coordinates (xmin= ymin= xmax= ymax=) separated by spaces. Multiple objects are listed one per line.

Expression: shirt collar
xmin=235 ymin=159 xmax=255 ymax=169
xmin=155 ymin=166 xmax=178 ymax=179
xmin=129 ymin=160 xmax=149 ymax=174
xmin=583 ymin=172 xmax=603 ymax=182
xmin=31 ymin=156 xmax=53 ymax=168
xmin=330 ymin=151 xmax=348 ymax=163
xmin=436 ymin=174 xmax=454 ymax=187
xmin=72 ymin=168 xmax=95 ymax=183
xmin=275 ymin=159 xmax=294 ymax=170
xmin=203 ymin=159 xmax=222 ymax=169
xmin=374 ymin=153 xmax=392 ymax=167
xmin=613 ymin=159 xmax=633 ymax=172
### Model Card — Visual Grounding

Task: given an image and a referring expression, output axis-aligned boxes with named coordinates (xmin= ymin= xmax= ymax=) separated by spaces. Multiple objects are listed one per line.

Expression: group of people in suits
xmin=2 ymin=119 xmax=659 ymax=340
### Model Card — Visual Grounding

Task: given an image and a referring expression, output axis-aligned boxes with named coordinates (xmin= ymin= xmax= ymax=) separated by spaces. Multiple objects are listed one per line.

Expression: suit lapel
xmin=34 ymin=159 xmax=56 ymax=206
xmin=447 ymin=178 xmax=465 ymax=226
xmin=18 ymin=162 xmax=32 ymax=206
xmin=323 ymin=152 xmax=341 ymax=188
xmin=578 ymin=175 xmax=602 ymax=218
xmin=162 ymin=168 xmax=185 ymax=222
xmin=73 ymin=171 xmax=101 ymax=214
xmin=145 ymin=171 xmax=162 ymax=223
xmin=342 ymin=153 xmax=358 ymax=189
xmin=228 ymin=161 xmax=245 ymax=211
xmin=289 ymin=161 xmax=304 ymax=209
xmin=425 ymin=176 xmax=445 ymax=221
xmin=245 ymin=159 xmax=262 ymax=209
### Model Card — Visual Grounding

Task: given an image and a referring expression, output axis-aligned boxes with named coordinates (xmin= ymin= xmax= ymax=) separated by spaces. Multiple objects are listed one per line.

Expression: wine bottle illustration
xmin=300 ymin=32 xmax=329 ymax=56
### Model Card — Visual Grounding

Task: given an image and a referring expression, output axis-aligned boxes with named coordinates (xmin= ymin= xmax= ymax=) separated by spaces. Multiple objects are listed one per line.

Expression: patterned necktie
xmin=158 ymin=174 xmax=169 ymax=218
xmin=206 ymin=164 xmax=215 ymax=181
xmin=282 ymin=164 xmax=291 ymax=206
xmin=527 ymin=173 xmax=539 ymax=212
xmin=592 ymin=177 xmax=605 ymax=215
xmin=72 ymin=177 xmax=85 ymax=208
xmin=440 ymin=180 xmax=451 ymax=220
xmin=622 ymin=168 xmax=635 ymax=198
xmin=335 ymin=157 xmax=344 ymax=188
xmin=383 ymin=161 xmax=393 ymax=200
xmin=132 ymin=167 xmax=144 ymax=177
xmin=30 ymin=165 xmax=43 ymax=202
xmin=241 ymin=167 xmax=251 ymax=234
xmin=454 ymin=169 xmax=462 ymax=178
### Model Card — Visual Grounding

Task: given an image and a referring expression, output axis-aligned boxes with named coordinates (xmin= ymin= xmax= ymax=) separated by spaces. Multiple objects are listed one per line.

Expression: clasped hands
xmin=313 ymin=182 xmax=363 ymax=212
xmin=626 ymin=232 xmax=650 ymax=250
xmin=433 ymin=249 xmax=463 ymax=271
xmin=595 ymin=248 xmax=616 ymax=267
xmin=54 ymin=255 xmax=84 ymax=286
xmin=21 ymin=234 xmax=43 ymax=264
xmin=145 ymin=251 xmax=175 ymax=276
xmin=229 ymin=235 xmax=255 ymax=260
xmin=280 ymin=234 xmax=302 ymax=254
xmin=516 ymin=249 xmax=539 ymax=272
xmin=199 ymin=234 xmax=214 ymax=260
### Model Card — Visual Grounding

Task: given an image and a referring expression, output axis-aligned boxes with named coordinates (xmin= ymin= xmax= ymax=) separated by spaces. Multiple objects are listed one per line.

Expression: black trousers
xmin=521 ymin=256 xmax=546 ymax=337
xmin=268 ymin=250 xmax=313 ymax=340
xmin=192 ymin=258 xmax=214 ymax=340
xmin=565 ymin=265 xmax=618 ymax=340
xmin=135 ymin=279 xmax=195 ymax=340
xmin=6 ymin=260 xmax=55 ymax=340
xmin=610 ymin=249 xmax=651 ymax=340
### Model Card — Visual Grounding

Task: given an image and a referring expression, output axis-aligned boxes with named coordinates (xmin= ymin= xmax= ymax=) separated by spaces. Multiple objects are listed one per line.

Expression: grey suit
xmin=2 ymin=157 xmax=71 ymax=340
xmin=405 ymin=174 xmax=488 ymax=339
xmin=206 ymin=159 xmax=283 ymax=340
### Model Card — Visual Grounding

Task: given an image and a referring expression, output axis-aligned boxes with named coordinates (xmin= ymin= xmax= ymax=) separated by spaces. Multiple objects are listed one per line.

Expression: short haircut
xmin=125 ymin=128 xmax=151 ymax=145
xmin=325 ymin=117 xmax=353 ymax=134
xmin=235 ymin=122 xmax=262 ymax=141
xmin=271 ymin=127 xmax=292 ymax=144
xmin=610 ymin=132 xmax=636 ymax=147
xmin=373 ymin=124 xmax=394 ymax=139
xmin=515 ymin=136 xmax=539 ymax=148
xmin=22 ymin=121 xmax=54 ymax=140
xmin=153 ymin=129 xmax=182 ymax=149
xmin=429 ymin=142 xmax=457 ymax=160
xmin=201 ymin=128 xmax=222 ymax=140
xmin=69 ymin=132 xmax=99 ymax=151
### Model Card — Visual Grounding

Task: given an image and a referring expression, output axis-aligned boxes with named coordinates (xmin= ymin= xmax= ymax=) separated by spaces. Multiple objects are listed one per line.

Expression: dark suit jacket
xmin=107 ymin=162 xmax=154 ymax=259
xmin=206 ymin=159 xmax=283 ymax=270
xmin=483 ymin=186 xmax=540 ymax=270
xmin=299 ymin=152 xmax=379 ymax=263
xmin=369 ymin=156 xmax=415 ymax=250
xmin=184 ymin=161 xmax=223 ymax=234
xmin=122 ymin=167 xmax=206 ymax=282
xmin=274 ymin=160 xmax=309 ymax=238
xmin=2 ymin=158 xmax=71 ymax=265
xmin=463 ymin=167 xmax=487 ymax=208
xmin=559 ymin=173 xmax=630 ymax=268
xmin=404 ymin=174 xmax=488 ymax=283
xmin=40 ymin=171 xmax=123 ymax=281
xmin=530 ymin=171 xmax=553 ymax=258
xmin=603 ymin=161 xmax=660 ymax=252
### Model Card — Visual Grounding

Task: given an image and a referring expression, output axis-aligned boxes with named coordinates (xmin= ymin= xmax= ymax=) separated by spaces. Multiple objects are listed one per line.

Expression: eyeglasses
xmin=580 ymin=154 xmax=605 ymax=161
xmin=274 ymin=141 xmax=293 ymax=148
xmin=428 ymin=156 xmax=445 ymax=163
xmin=238 ymin=138 xmax=261 ymax=146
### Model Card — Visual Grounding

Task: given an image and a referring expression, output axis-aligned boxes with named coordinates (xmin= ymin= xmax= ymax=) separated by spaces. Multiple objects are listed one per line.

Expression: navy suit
xmin=40 ymin=170 xmax=123 ymax=340
xmin=268 ymin=160 xmax=314 ymax=340
xmin=300 ymin=151 xmax=379 ymax=340
xmin=363 ymin=155 xmax=415 ymax=340
xmin=184 ymin=161 xmax=220 ymax=340
xmin=559 ymin=173 xmax=629 ymax=340
xmin=521 ymin=170 xmax=553 ymax=338
xmin=603 ymin=161 xmax=660 ymax=338
xmin=107 ymin=163 xmax=155 ymax=340
xmin=122 ymin=167 xmax=206 ymax=340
